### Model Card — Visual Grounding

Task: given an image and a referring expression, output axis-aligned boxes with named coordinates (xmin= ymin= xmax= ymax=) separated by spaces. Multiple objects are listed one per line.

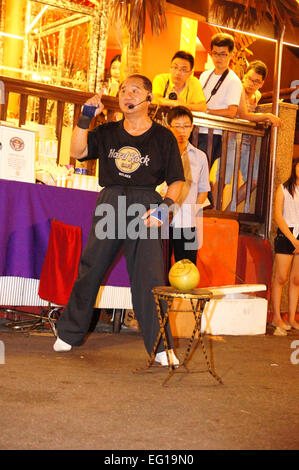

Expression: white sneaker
xmin=53 ymin=337 xmax=72 ymax=352
xmin=155 ymin=350 xmax=179 ymax=367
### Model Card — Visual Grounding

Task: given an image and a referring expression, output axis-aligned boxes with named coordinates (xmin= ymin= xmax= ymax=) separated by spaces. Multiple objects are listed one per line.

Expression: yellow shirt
xmin=152 ymin=73 xmax=205 ymax=105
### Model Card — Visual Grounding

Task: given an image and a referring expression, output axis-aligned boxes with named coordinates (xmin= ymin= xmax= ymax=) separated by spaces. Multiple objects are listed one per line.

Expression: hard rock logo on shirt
xmin=108 ymin=147 xmax=150 ymax=178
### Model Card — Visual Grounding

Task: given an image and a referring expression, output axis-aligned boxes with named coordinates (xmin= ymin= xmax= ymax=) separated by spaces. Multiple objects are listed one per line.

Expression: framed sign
xmin=0 ymin=124 xmax=36 ymax=183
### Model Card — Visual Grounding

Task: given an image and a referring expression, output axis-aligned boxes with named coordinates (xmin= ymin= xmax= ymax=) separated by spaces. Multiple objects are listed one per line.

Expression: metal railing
xmin=0 ymin=75 xmax=271 ymax=231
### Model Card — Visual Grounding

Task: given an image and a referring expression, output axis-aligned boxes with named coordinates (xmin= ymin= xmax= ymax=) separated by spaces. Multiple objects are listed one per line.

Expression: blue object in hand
xmin=82 ymin=104 xmax=97 ymax=118
xmin=150 ymin=205 xmax=169 ymax=224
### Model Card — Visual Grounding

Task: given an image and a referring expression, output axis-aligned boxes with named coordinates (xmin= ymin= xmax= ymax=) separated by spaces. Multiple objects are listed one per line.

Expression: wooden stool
xmin=145 ymin=286 xmax=223 ymax=386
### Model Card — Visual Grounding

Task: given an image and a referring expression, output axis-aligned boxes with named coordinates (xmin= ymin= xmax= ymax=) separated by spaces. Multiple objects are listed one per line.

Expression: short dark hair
xmin=211 ymin=33 xmax=235 ymax=52
xmin=171 ymin=51 xmax=194 ymax=70
xmin=110 ymin=54 xmax=121 ymax=69
xmin=122 ymin=74 xmax=152 ymax=93
xmin=246 ymin=60 xmax=268 ymax=80
xmin=167 ymin=106 xmax=193 ymax=126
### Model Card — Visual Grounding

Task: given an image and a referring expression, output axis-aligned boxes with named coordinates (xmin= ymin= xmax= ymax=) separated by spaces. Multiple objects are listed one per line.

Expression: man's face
xmin=118 ymin=77 xmax=151 ymax=113
xmin=169 ymin=115 xmax=193 ymax=149
xmin=210 ymin=45 xmax=232 ymax=71
xmin=243 ymin=69 xmax=264 ymax=95
xmin=170 ymin=57 xmax=192 ymax=88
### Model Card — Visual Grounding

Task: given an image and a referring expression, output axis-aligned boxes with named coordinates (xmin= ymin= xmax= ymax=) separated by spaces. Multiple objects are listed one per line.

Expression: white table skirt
xmin=0 ymin=277 xmax=133 ymax=309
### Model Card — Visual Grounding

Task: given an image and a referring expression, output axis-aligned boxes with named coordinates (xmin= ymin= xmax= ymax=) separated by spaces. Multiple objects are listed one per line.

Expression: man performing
xmin=53 ymin=74 xmax=184 ymax=367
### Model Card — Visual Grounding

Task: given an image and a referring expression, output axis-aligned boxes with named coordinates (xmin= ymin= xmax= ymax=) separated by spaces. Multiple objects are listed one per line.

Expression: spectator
xmin=167 ymin=106 xmax=210 ymax=265
xmin=198 ymin=33 xmax=243 ymax=203
xmin=270 ymin=157 xmax=299 ymax=335
xmin=152 ymin=51 xmax=207 ymax=112
xmin=198 ymin=33 xmax=243 ymax=160
xmin=238 ymin=60 xmax=281 ymax=126
xmin=104 ymin=54 xmax=121 ymax=97
xmin=53 ymin=74 xmax=185 ymax=367
xmin=226 ymin=60 xmax=281 ymax=211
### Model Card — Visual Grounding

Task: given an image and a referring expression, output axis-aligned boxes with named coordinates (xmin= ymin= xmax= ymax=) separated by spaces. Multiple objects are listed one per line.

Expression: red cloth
xmin=38 ymin=220 xmax=82 ymax=305
xmin=236 ymin=234 xmax=273 ymax=301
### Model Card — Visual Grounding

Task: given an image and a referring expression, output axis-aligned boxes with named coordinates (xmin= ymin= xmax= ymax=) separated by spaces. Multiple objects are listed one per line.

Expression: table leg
xmin=183 ymin=299 xmax=223 ymax=385
xmin=181 ymin=298 xmax=202 ymax=367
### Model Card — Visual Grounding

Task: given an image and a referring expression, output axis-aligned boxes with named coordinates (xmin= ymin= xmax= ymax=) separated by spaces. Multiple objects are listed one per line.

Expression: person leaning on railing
xmin=152 ymin=50 xmax=207 ymax=112
xmin=197 ymin=33 xmax=243 ymax=204
xmin=225 ymin=60 xmax=282 ymax=211
xmin=238 ymin=60 xmax=282 ymax=127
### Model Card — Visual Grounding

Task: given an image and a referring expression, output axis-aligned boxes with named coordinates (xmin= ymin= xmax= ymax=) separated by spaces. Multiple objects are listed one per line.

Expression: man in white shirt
xmin=197 ymin=33 xmax=243 ymax=203
xmin=167 ymin=106 xmax=210 ymax=265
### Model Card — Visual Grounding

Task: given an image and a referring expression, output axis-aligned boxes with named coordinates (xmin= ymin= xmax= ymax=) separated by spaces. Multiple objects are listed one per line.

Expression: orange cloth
xmin=38 ymin=220 xmax=82 ymax=306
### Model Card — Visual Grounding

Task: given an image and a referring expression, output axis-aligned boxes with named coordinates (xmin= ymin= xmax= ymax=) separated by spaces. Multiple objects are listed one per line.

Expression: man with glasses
xmin=225 ymin=60 xmax=281 ymax=210
xmin=165 ymin=106 xmax=210 ymax=265
xmin=152 ymin=51 xmax=207 ymax=112
xmin=199 ymin=33 xmax=243 ymax=120
xmin=238 ymin=60 xmax=281 ymax=126
xmin=198 ymin=33 xmax=243 ymax=159
xmin=197 ymin=33 xmax=243 ymax=204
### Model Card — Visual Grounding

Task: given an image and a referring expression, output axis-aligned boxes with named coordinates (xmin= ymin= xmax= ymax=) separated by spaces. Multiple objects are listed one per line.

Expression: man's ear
xmin=259 ymin=80 xmax=264 ymax=90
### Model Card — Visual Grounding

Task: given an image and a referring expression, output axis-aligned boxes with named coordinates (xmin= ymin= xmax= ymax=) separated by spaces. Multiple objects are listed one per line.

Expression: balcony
xmin=0 ymin=74 xmax=272 ymax=233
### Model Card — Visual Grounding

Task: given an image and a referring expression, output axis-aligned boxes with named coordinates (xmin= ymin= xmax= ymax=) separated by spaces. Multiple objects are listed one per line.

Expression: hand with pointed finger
xmin=83 ymin=90 xmax=104 ymax=117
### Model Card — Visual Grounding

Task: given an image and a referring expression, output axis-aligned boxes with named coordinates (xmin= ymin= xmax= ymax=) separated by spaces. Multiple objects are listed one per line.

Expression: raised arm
xmin=70 ymin=91 xmax=104 ymax=160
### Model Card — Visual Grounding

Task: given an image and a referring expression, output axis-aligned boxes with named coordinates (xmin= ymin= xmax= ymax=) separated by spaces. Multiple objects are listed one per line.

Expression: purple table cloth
xmin=0 ymin=179 xmax=130 ymax=287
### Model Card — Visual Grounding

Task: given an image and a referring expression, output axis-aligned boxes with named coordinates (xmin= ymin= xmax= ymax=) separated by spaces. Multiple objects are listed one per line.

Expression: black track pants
xmin=57 ymin=186 xmax=174 ymax=355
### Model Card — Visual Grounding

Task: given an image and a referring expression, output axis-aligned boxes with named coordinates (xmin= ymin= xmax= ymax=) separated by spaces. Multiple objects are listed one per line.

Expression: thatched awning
xmin=210 ymin=0 xmax=299 ymax=43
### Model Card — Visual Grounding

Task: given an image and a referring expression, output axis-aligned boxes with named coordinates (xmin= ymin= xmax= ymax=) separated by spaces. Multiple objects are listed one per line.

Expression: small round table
xmin=149 ymin=286 xmax=223 ymax=386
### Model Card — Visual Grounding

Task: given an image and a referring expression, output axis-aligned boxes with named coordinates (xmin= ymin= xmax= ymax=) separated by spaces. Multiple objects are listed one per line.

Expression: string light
xmin=0 ymin=32 xmax=23 ymax=40
xmin=209 ymin=22 xmax=299 ymax=48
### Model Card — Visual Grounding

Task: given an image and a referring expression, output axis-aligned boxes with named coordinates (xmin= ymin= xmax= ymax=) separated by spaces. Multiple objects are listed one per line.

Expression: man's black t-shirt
xmin=82 ymin=120 xmax=184 ymax=187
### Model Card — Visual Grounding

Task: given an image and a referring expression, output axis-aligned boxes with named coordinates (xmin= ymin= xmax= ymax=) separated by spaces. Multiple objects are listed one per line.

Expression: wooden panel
xmin=19 ymin=94 xmax=28 ymax=126
xmin=216 ymin=130 xmax=228 ymax=210
xmin=229 ymin=132 xmax=242 ymax=212
xmin=38 ymin=98 xmax=47 ymax=125
xmin=0 ymin=75 xmax=271 ymax=229
xmin=56 ymin=101 xmax=65 ymax=162
xmin=244 ymin=135 xmax=257 ymax=213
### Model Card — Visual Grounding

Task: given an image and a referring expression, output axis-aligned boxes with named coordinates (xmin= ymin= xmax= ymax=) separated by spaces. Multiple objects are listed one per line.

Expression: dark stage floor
xmin=0 ymin=318 xmax=298 ymax=451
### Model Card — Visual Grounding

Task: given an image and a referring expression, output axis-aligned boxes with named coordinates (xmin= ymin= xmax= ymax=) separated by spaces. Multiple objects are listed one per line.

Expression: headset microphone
xmin=128 ymin=96 xmax=151 ymax=109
